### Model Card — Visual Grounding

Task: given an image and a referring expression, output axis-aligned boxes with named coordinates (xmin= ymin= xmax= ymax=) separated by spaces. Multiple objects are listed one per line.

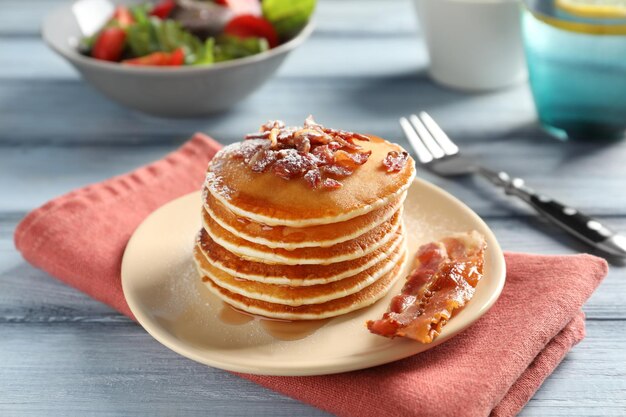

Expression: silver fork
xmin=400 ymin=112 xmax=626 ymax=258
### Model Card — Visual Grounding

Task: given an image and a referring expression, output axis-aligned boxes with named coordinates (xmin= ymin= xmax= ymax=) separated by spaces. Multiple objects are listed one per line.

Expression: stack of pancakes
xmin=193 ymin=133 xmax=415 ymax=320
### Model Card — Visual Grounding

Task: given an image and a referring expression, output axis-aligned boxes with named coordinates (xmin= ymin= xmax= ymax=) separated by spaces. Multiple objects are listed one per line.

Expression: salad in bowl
xmin=80 ymin=0 xmax=315 ymax=66
xmin=42 ymin=0 xmax=315 ymax=116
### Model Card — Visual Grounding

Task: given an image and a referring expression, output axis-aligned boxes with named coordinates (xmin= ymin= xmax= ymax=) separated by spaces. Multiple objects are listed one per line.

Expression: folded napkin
xmin=14 ymin=133 xmax=608 ymax=417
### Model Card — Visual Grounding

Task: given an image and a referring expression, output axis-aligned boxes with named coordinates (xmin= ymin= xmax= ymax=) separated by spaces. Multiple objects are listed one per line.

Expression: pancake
xmin=205 ymin=135 xmax=416 ymax=227
xmin=199 ymin=251 xmax=408 ymax=320
xmin=204 ymin=189 xmax=406 ymax=249
xmin=194 ymin=239 xmax=405 ymax=306
xmin=196 ymin=224 xmax=405 ymax=286
xmin=202 ymin=207 xmax=403 ymax=265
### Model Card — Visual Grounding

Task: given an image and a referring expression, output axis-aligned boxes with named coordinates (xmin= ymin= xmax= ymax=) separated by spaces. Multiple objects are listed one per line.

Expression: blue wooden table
xmin=1 ymin=1 xmax=625 ymax=415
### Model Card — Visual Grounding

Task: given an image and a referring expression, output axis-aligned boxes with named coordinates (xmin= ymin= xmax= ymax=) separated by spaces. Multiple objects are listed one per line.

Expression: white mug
xmin=414 ymin=0 xmax=527 ymax=91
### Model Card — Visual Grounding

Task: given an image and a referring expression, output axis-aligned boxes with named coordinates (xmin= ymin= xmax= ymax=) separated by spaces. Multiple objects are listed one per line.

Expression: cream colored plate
xmin=122 ymin=179 xmax=506 ymax=376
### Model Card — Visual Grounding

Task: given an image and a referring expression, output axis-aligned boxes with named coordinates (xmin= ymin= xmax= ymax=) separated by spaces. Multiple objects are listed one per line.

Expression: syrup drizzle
xmin=219 ymin=304 xmax=254 ymax=325
xmin=218 ymin=303 xmax=329 ymax=341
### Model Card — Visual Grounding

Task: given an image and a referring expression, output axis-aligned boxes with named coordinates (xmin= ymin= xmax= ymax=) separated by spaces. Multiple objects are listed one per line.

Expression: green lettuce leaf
xmin=213 ymin=35 xmax=269 ymax=62
xmin=125 ymin=17 xmax=203 ymax=60
xmin=193 ymin=38 xmax=216 ymax=66
xmin=262 ymin=0 xmax=316 ymax=40
xmin=130 ymin=4 xmax=150 ymax=25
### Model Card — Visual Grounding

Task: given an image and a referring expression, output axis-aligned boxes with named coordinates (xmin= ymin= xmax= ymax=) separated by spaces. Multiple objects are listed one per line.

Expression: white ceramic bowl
xmin=42 ymin=1 xmax=314 ymax=117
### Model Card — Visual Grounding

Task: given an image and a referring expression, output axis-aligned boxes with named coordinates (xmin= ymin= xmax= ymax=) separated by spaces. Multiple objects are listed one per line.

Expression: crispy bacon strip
xmin=240 ymin=116 xmax=372 ymax=189
xmin=367 ymin=231 xmax=486 ymax=343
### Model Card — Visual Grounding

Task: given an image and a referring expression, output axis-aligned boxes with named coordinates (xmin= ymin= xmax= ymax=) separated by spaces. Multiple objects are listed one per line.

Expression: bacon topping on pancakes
xmin=367 ymin=231 xmax=486 ymax=343
xmin=238 ymin=116 xmax=371 ymax=189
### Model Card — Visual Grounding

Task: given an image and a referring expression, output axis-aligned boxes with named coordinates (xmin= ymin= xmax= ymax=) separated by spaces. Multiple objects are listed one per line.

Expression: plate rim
xmin=121 ymin=178 xmax=506 ymax=376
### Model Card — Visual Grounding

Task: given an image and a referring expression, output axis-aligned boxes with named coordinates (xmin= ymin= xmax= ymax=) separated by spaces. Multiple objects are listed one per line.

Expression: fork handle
xmin=477 ymin=167 xmax=626 ymax=258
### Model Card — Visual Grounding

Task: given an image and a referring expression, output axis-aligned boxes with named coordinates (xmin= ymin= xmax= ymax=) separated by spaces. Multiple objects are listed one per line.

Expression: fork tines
xmin=400 ymin=112 xmax=459 ymax=163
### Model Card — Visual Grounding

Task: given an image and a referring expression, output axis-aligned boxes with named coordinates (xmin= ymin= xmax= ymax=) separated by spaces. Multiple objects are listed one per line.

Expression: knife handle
xmin=477 ymin=167 xmax=626 ymax=258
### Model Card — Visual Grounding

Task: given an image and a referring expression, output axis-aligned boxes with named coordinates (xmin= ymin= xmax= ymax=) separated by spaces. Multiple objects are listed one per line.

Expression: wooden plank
xmin=0 ymin=78 xmax=536 ymax=145
xmin=0 ymin=39 xmax=78 ymax=80
xmin=520 ymin=319 xmax=626 ymax=417
xmin=2 ymin=216 xmax=625 ymax=321
xmin=1 ymin=130 xmax=625 ymax=216
xmin=0 ymin=0 xmax=417 ymax=37
xmin=0 ymin=323 xmax=330 ymax=417
xmin=0 ymin=320 xmax=622 ymax=417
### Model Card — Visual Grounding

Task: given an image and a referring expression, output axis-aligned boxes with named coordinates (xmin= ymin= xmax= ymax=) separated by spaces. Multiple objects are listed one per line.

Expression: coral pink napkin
xmin=14 ymin=133 xmax=608 ymax=417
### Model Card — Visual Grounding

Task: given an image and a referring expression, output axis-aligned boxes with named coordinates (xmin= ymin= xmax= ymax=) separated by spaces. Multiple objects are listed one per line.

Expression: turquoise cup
xmin=522 ymin=0 xmax=626 ymax=140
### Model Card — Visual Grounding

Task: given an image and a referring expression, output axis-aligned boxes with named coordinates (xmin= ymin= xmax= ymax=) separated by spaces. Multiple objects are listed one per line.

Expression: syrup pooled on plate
xmin=218 ymin=303 xmax=329 ymax=340
xmin=367 ymin=231 xmax=486 ymax=343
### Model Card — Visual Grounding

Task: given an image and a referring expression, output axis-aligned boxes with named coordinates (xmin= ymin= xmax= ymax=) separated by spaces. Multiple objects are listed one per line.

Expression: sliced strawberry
xmin=123 ymin=52 xmax=170 ymax=66
xmin=150 ymin=0 xmax=177 ymax=19
xmin=169 ymin=48 xmax=186 ymax=66
xmin=112 ymin=6 xmax=135 ymax=28
xmin=122 ymin=48 xmax=185 ymax=66
xmin=92 ymin=27 xmax=126 ymax=62
xmin=224 ymin=15 xmax=279 ymax=48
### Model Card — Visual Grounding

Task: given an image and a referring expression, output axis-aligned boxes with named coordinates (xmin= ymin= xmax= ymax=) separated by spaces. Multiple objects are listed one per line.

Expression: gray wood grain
xmin=0 ymin=78 xmax=536 ymax=145
xmin=2 ymin=135 xmax=626 ymax=216
xmin=1 ymin=0 xmax=625 ymax=415
xmin=0 ymin=320 xmax=623 ymax=417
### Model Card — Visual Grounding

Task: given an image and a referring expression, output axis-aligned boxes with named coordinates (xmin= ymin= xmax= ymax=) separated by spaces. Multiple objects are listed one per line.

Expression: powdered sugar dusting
xmin=217 ymin=117 xmax=373 ymax=190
